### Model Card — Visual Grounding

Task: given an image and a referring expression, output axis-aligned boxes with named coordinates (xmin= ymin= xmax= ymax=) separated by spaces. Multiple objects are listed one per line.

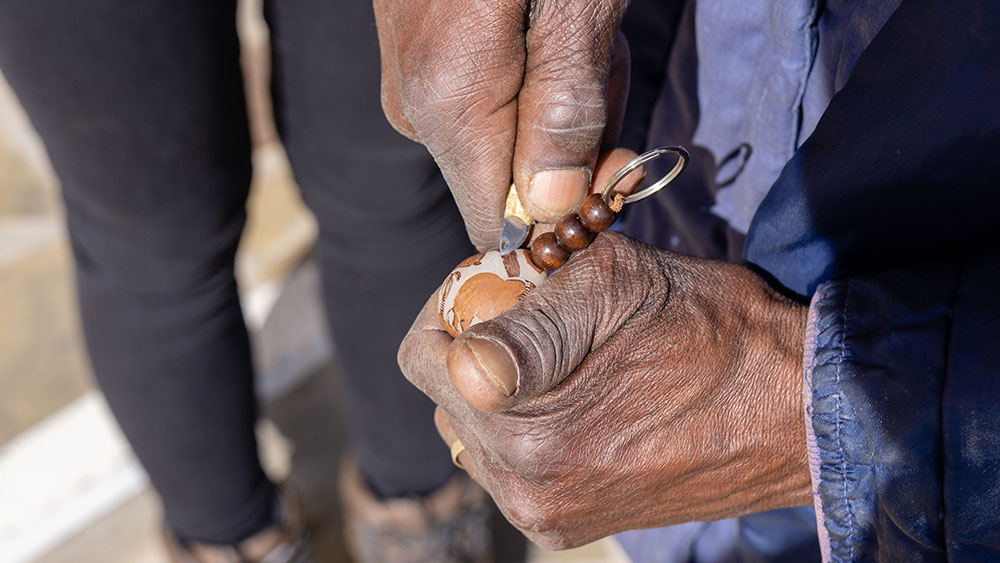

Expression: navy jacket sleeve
xmin=745 ymin=0 xmax=1000 ymax=560
xmin=805 ymin=251 xmax=1000 ymax=561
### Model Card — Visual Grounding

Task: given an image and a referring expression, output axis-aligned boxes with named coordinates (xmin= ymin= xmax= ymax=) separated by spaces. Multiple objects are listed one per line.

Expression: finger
xmin=448 ymin=232 xmax=653 ymax=411
xmin=394 ymin=2 xmax=529 ymax=250
xmin=433 ymin=407 xmax=481 ymax=479
xmin=372 ymin=0 xmax=419 ymax=141
xmin=433 ymin=406 xmax=459 ymax=445
xmin=398 ymin=286 xmax=486 ymax=419
xmin=592 ymin=147 xmax=644 ymax=196
xmin=514 ymin=1 xmax=629 ymax=223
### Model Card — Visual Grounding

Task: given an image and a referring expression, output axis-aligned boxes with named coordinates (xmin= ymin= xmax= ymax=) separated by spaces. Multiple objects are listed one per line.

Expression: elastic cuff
xmin=803 ymin=284 xmax=833 ymax=562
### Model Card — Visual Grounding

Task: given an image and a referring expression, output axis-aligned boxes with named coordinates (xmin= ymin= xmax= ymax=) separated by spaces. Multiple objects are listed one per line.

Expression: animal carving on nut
xmin=438 ymin=249 xmax=547 ymax=337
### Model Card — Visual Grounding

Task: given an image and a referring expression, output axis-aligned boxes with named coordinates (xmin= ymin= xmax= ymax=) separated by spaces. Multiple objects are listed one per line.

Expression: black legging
xmin=0 ymin=0 xmax=473 ymax=544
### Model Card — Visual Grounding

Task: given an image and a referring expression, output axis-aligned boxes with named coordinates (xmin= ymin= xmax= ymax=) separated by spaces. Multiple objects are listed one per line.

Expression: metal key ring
xmin=602 ymin=146 xmax=690 ymax=205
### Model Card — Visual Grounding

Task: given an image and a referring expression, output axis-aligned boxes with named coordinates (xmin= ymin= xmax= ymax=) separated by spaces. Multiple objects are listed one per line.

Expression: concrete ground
xmin=0 ymin=2 xmax=629 ymax=562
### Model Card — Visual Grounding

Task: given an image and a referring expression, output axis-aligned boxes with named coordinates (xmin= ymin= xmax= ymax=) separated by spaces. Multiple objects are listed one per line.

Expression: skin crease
xmin=399 ymin=234 xmax=812 ymax=549
xmin=379 ymin=0 xmax=813 ymax=550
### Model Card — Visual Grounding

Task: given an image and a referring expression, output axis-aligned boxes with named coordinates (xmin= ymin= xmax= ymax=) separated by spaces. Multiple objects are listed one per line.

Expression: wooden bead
xmin=578 ymin=193 xmax=617 ymax=232
xmin=554 ymin=213 xmax=594 ymax=252
xmin=439 ymin=249 xmax=547 ymax=337
xmin=530 ymin=232 xmax=569 ymax=271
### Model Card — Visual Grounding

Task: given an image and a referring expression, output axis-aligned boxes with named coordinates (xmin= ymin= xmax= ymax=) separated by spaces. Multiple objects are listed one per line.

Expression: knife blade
xmin=499 ymin=183 xmax=534 ymax=255
xmin=500 ymin=216 xmax=531 ymax=255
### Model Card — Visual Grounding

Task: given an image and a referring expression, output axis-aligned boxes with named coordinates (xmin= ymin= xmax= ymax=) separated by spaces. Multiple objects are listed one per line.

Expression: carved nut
xmin=439 ymin=249 xmax=547 ymax=337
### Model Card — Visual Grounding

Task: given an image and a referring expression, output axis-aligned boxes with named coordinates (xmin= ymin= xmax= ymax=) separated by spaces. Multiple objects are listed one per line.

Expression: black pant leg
xmin=0 ymin=0 xmax=275 ymax=543
xmin=264 ymin=0 xmax=475 ymax=497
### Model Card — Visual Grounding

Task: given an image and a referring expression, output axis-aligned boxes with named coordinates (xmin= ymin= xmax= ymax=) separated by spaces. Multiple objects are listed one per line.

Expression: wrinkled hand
xmin=398 ymin=233 xmax=812 ymax=549
xmin=374 ymin=0 xmax=631 ymax=249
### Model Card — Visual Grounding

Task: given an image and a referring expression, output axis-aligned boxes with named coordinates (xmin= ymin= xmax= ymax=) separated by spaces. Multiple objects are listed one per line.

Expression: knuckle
xmin=527 ymin=81 xmax=607 ymax=152
xmin=396 ymin=333 xmax=418 ymax=382
xmin=398 ymin=43 xmax=519 ymax=139
xmin=400 ymin=59 xmax=472 ymax=112
xmin=502 ymin=492 xmax=563 ymax=536
xmin=398 ymin=58 xmax=512 ymax=166
xmin=381 ymin=89 xmax=419 ymax=141
xmin=497 ymin=425 xmax=562 ymax=481
xmin=525 ymin=530 xmax=577 ymax=551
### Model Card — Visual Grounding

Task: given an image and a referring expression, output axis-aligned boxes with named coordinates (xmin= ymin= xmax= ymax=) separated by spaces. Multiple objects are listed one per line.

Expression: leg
xmin=264 ymin=0 xmax=475 ymax=497
xmin=0 ymin=0 xmax=273 ymax=543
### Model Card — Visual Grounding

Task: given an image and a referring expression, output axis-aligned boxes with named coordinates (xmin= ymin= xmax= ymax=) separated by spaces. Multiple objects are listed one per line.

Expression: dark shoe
xmin=162 ymin=486 xmax=312 ymax=563
xmin=339 ymin=457 xmax=492 ymax=563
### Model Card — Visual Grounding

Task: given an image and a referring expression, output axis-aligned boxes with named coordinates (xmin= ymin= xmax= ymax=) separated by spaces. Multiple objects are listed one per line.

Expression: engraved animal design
xmin=457 ymin=253 xmax=486 ymax=268
xmin=444 ymin=272 xmax=535 ymax=335
xmin=439 ymin=270 xmax=461 ymax=323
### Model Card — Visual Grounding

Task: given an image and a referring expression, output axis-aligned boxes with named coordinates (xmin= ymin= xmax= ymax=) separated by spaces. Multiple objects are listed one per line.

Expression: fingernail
xmin=528 ymin=169 xmax=590 ymax=216
xmin=464 ymin=337 xmax=517 ymax=397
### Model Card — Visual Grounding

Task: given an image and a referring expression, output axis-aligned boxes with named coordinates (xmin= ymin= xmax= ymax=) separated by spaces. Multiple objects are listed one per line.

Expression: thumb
xmin=446 ymin=232 xmax=646 ymax=412
xmin=513 ymin=2 xmax=629 ymax=223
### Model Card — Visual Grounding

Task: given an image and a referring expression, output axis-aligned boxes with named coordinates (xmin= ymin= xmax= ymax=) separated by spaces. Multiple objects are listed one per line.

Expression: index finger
xmin=397 ymin=285 xmax=483 ymax=420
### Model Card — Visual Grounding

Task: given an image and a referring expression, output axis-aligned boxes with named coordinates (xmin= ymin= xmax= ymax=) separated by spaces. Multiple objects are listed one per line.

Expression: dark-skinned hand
xmin=373 ymin=0 xmax=631 ymax=249
xmin=398 ymin=233 xmax=812 ymax=549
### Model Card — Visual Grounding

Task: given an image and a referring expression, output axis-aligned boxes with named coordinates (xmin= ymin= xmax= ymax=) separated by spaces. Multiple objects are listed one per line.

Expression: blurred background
xmin=0 ymin=1 xmax=628 ymax=561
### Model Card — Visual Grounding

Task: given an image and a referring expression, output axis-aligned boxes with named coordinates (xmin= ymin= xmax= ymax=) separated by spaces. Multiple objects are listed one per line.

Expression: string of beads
xmin=527 ymin=192 xmax=623 ymax=271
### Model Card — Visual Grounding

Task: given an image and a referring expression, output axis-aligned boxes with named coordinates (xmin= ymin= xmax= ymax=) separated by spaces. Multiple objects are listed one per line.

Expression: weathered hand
xmin=398 ymin=233 xmax=812 ymax=549
xmin=373 ymin=0 xmax=631 ymax=249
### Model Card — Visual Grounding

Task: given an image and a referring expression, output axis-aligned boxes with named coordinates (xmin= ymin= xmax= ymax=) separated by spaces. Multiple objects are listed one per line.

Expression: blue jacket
xmin=619 ymin=0 xmax=1000 ymax=560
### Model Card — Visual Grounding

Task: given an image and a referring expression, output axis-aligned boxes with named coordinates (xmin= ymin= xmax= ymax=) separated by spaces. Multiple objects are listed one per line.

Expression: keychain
xmin=439 ymin=146 xmax=689 ymax=337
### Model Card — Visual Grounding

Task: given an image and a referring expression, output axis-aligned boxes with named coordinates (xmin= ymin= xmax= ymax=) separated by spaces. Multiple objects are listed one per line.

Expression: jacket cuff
xmin=804 ymin=279 xmax=878 ymax=562
xmin=803 ymin=287 xmax=832 ymax=562
xmin=803 ymin=271 xmax=956 ymax=561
